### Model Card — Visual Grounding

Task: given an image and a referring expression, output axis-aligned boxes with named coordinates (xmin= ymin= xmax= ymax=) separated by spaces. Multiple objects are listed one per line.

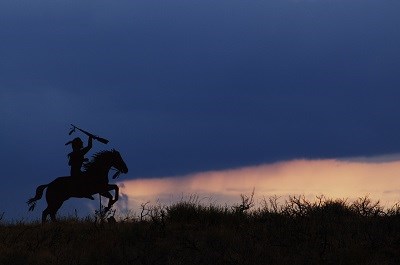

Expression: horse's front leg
xmin=100 ymin=184 xmax=119 ymax=211
xmin=110 ymin=184 xmax=119 ymax=201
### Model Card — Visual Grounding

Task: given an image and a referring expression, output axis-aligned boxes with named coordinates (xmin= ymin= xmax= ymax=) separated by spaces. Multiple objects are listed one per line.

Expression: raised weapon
xmin=69 ymin=124 xmax=109 ymax=144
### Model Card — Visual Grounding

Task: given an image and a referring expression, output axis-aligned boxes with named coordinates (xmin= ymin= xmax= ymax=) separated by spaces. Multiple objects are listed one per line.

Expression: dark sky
xmin=1 ymin=0 xmax=400 ymax=219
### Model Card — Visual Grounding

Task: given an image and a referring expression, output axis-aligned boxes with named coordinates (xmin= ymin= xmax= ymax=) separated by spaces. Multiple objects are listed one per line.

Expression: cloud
xmin=341 ymin=153 xmax=400 ymax=163
xmin=116 ymin=157 xmax=400 ymax=212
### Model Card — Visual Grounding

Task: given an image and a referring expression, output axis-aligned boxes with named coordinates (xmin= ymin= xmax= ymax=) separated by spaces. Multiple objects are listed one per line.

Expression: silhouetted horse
xmin=27 ymin=149 xmax=128 ymax=223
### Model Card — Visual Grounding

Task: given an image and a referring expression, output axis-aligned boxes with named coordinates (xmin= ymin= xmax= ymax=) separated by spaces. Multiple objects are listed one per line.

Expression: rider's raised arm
xmin=82 ymin=135 xmax=93 ymax=155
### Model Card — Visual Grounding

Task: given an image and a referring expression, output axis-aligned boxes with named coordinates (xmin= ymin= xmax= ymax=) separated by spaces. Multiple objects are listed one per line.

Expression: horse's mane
xmin=83 ymin=149 xmax=117 ymax=174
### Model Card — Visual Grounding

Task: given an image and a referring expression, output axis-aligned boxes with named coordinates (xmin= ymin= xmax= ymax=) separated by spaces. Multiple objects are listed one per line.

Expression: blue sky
xmin=1 ymin=0 xmax=400 ymax=220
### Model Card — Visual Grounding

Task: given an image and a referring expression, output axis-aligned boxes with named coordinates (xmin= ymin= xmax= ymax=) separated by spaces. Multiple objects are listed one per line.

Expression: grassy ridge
xmin=1 ymin=195 xmax=400 ymax=265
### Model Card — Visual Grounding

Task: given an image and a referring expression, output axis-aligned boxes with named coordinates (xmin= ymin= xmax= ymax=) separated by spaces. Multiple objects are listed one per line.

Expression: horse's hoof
xmin=108 ymin=216 xmax=116 ymax=224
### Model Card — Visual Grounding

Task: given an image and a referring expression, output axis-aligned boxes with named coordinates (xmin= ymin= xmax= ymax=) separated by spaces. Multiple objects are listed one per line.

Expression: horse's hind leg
xmin=42 ymin=207 xmax=50 ymax=223
xmin=48 ymin=201 xmax=63 ymax=222
xmin=42 ymin=206 xmax=59 ymax=223
xmin=50 ymin=212 xmax=57 ymax=222
xmin=42 ymin=199 xmax=64 ymax=223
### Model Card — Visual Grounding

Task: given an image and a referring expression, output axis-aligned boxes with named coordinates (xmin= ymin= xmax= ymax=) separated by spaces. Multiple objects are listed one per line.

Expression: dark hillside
xmin=1 ymin=195 xmax=400 ymax=265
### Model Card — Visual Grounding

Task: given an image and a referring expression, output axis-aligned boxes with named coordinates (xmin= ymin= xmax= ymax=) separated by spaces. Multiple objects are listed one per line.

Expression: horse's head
xmin=83 ymin=149 xmax=129 ymax=179
xmin=110 ymin=149 xmax=128 ymax=175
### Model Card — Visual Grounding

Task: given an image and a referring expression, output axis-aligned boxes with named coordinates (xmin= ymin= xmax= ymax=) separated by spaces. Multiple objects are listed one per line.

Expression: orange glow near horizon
xmin=117 ymin=157 xmax=400 ymax=211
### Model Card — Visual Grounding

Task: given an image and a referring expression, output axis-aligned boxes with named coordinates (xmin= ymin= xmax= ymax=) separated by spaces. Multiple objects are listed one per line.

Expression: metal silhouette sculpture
xmin=27 ymin=125 xmax=128 ymax=223
xmin=27 ymin=149 xmax=128 ymax=223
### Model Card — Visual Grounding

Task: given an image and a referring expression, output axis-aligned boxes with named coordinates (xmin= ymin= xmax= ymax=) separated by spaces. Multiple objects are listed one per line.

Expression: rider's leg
xmin=72 ymin=171 xmax=95 ymax=200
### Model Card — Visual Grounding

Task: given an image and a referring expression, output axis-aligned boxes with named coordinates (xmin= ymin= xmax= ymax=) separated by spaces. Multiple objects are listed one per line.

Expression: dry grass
xmin=1 ymin=194 xmax=400 ymax=265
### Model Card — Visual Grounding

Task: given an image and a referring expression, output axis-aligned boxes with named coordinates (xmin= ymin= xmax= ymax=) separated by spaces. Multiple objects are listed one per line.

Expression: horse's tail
xmin=27 ymin=184 xmax=49 ymax=211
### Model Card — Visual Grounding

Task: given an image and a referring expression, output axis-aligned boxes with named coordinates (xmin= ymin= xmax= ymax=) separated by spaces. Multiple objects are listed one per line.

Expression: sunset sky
xmin=1 ymin=0 xmax=400 ymax=220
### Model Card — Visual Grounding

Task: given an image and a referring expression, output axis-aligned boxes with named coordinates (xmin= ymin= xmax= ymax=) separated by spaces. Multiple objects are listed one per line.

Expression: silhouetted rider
xmin=65 ymin=136 xmax=94 ymax=200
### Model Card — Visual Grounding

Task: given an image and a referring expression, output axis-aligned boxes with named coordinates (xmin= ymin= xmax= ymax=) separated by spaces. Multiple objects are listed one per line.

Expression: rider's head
xmin=71 ymin=137 xmax=83 ymax=151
